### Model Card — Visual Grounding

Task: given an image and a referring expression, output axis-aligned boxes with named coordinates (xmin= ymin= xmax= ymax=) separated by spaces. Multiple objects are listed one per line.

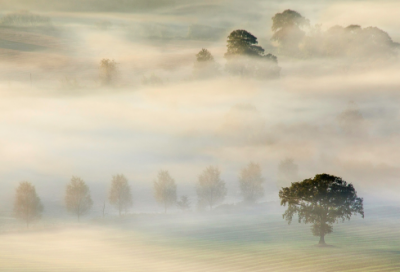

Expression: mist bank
xmin=0 ymin=1 xmax=399 ymax=217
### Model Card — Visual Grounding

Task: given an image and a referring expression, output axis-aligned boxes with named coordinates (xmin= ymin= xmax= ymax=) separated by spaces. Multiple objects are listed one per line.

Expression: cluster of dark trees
xmin=12 ymin=165 xmax=364 ymax=245
xmin=193 ymin=29 xmax=281 ymax=80
xmin=100 ymin=28 xmax=281 ymax=86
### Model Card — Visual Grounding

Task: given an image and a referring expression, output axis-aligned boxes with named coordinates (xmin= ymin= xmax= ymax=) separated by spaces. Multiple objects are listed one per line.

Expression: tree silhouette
xmin=65 ymin=176 xmax=93 ymax=221
xmin=239 ymin=162 xmax=264 ymax=205
xmin=225 ymin=29 xmax=265 ymax=58
xmin=109 ymin=174 xmax=132 ymax=216
xmin=271 ymin=9 xmax=309 ymax=54
xmin=225 ymin=29 xmax=280 ymax=78
xmin=279 ymin=174 xmax=364 ymax=245
xmin=193 ymin=48 xmax=219 ymax=79
xmin=196 ymin=166 xmax=227 ymax=210
xmin=14 ymin=182 xmax=43 ymax=228
xmin=196 ymin=48 xmax=214 ymax=62
xmin=153 ymin=170 xmax=177 ymax=213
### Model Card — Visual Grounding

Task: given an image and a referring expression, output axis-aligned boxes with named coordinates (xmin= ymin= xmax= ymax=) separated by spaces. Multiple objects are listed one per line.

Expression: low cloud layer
xmin=0 ymin=0 xmax=399 ymax=215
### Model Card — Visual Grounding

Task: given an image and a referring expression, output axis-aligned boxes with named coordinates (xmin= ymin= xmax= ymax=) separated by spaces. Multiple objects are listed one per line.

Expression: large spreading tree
xmin=224 ymin=29 xmax=280 ymax=78
xmin=279 ymin=174 xmax=364 ymax=245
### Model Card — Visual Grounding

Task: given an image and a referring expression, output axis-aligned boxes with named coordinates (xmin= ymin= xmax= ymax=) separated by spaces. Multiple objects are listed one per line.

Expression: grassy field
xmin=0 ymin=205 xmax=399 ymax=272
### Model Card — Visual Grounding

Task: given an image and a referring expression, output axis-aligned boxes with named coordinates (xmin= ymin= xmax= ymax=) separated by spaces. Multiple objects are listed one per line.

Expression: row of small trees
xmin=13 ymin=171 xmax=365 ymax=246
xmin=12 ymin=163 xmax=264 ymax=226
xmin=193 ymin=29 xmax=280 ymax=80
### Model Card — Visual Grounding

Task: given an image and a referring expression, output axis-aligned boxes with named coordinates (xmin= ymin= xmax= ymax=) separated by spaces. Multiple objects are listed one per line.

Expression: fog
xmin=0 ymin=0 xmax=400 ymax=271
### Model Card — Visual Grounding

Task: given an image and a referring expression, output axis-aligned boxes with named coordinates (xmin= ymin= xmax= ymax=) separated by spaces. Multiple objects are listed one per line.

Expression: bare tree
xmin=14 ymin=182 xmax=43 ymax=228
xmin=177 ymin=195 xmax=190 ymax=211
xmin=196 ymin=166 xmax=227 ymax=210
xmin=239 ymin=162 xmax=264 ymax=205
xmin=153 ymin=170 xmax=177 ymax=213
xmin=108 ymin=174 xmax=132 ymax=216
xmin=65 ymin=176 xmax=93 ymax=221
xmin=277 ymin=158 xmax=299 ymax=188
xmin=99 ymin=59 xmax=117 ymax=86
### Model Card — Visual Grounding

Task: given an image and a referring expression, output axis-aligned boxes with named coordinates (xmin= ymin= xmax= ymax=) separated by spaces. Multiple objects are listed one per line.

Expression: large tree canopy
xmin=225 ymin=29 xmax=265 ymax=58
xmin=279 ymin=174 xmax=364 ymax=245
xmin=271 ymin=9 xmax=309 ymax=52
xmin=271 ymin=9 xmax=309 ymax=33
xmin=225 ymin=29 xmax=280 ymax=78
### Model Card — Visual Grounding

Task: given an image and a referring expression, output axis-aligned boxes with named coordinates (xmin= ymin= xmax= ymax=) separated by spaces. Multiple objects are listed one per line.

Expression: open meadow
xmin=1 ymin=204 xmax=400 ymax=272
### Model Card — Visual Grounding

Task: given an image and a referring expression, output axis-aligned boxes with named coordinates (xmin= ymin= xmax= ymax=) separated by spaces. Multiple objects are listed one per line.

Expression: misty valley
xmin=0 ymin=1 xmax=400 ymax=271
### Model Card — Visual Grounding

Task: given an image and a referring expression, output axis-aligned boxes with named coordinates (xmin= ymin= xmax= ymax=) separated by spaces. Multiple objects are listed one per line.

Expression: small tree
xmin=193 ymin=48 xmax=219 ymax=79
xmin=239 ymin=162 xmax=264 ymax=205
xmin=153 ymin=170 xmax=177 ymax=213
xmin=14 ymin=182 xmax=43 ymax=228
xmin=65 ymin=176 xmax=93 ymax=221
xmin=196 ymin=166 xmax=227 ymax=210
xmin=279 ymin=174 xmax=364 ymax=245
xmin=196 ymin=48 xmax=214 ymax=62
xmin=177 ymin=195 xmax=190 ymax=211
xmin=99 ymin=59 xmax=117 ymax=86
xmin=109 ymin=174 xmax=132 ymax=216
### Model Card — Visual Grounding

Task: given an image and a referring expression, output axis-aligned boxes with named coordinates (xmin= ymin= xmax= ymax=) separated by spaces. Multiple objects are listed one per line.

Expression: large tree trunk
xmin=319 ymin=234 xmax=325 ymax=245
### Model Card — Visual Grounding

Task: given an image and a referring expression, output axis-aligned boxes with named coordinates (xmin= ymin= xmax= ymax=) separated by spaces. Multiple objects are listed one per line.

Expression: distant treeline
xmin=0 ymin=11 xmax=52 ymax=27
